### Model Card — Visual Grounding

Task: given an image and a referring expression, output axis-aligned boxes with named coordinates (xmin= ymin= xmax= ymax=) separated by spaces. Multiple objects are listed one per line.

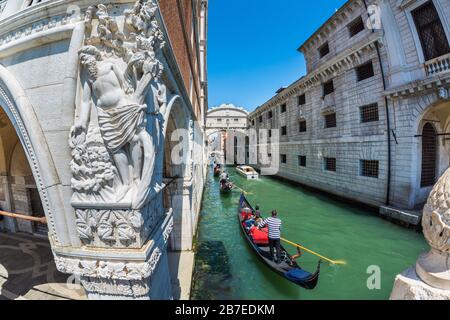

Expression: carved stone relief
xmin=69 ymin=1 xmax=178 ymax=248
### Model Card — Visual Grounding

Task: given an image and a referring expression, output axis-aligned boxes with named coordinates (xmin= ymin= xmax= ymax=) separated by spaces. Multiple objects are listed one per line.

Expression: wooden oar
xmin=232 ymin=184 xmax=253 ymax=195
xmin=280 ymin=237 xmax=346 ymax=266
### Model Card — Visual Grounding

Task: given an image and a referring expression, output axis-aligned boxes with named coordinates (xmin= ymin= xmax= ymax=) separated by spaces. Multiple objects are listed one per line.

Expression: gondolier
xmin=237 ymin=194 xmax=321 ymax=289
xmin=259 ymin=210 xmax=282 ymax=264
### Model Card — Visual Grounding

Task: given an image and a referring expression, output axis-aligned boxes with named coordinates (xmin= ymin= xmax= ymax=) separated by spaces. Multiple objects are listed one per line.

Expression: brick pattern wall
xmin=159 ymin=0 xmax=203 ymax=120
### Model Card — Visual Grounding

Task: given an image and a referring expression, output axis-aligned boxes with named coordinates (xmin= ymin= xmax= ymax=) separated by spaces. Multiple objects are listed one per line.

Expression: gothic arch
xmin=0 ymin=64 xmax=72 ymax=246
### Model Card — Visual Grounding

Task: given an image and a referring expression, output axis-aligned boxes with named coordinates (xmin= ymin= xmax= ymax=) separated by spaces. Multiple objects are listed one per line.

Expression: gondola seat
xmin=249 ymin=226 xmax=269 ymax=245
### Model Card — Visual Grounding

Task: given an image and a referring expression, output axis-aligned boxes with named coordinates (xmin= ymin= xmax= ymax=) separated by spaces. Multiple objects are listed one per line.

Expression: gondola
xmin=237 ymin=194 xmax=321 ymax=289
xmin=220 ymin=181 xmax=233 ymax=194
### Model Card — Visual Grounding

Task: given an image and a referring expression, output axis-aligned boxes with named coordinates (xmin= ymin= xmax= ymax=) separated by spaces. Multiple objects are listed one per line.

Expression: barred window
xmin=281 ymin=154 xmax=287 ymax=164
xmin=298 ymin=156 xmax=306 ymax=167
xmin=360 ymin=103 xmax=379 ymax=123
xmin=348 ymin=16 xmax=365 ymax=37
xmin=356 ymin=61 xmax=374 ymax=81
xmin=319 ymin=42 xmax=330 ymax=58
xmin=324 ymin=157 xmax=336 ymax=172
xmin=298 ymin=94 xmax=306 ymax=106
xmin=281 ymin=126 xmax=287 ymax=136
xmin=280 ymin=104 xmax=287 ymax=113
xmin=412 ymin=1 xmax=450 ymax=61
xmin=323 ymin=80 xmax=334 ymax=96
xmin=259 ymin=115 xmax=263 ymax=123
xmin=298 ymin=120 xmax=307 ymax=132
xmin=268 ymin=110 xmax=273 ymax=119
xmin=421 ymin=123 xmax=437 ymax=187
xmin=324 ymin=113 xmax=337 ymax=128
xmin=361 ymin=160 xmax=379 ymax=178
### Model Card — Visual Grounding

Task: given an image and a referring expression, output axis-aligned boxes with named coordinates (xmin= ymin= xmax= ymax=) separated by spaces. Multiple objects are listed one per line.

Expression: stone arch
xmin=161 ymin=97 xmax=194 ymax=251
xmin=0 ymin=64 xmax=72 ymax=245
xmin=412 ymin=95 xmax=450 ymax=206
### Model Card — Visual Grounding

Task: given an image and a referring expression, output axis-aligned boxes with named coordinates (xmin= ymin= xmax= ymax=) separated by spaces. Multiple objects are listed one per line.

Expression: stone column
xmin=391 ymin=168 xmax=450 ymax=300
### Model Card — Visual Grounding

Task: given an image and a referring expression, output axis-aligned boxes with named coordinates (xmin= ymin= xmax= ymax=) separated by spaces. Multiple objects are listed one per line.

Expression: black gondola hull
xmin=237 ymin=194 xmax=320 ymax=290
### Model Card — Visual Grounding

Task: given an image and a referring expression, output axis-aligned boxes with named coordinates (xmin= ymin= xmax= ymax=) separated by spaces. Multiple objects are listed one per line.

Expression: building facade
xmin=248 ymin=0 xmax=450 ymax=224
xmin=0 ymin=0 xmax=208 ymax=299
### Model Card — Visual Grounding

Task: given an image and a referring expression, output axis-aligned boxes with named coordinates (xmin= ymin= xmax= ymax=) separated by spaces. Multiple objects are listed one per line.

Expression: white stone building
xmin=248 ymin=0 xmax=450 ymax=225
xmin=0 ymin=0 xmax=208 ymax=300
xmin=206 ymin=103 xmax=249 ymax=164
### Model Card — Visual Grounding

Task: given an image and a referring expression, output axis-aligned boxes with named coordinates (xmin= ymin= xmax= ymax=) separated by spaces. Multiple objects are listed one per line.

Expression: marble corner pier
xmin=0 ymin=0 xmax=207 ymax=299
xmin=391 ymin=168 xmax=450 ymax=300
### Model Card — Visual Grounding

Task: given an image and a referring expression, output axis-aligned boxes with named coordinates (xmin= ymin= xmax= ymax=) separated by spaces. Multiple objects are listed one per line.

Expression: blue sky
xmin=207 ymin=0 xmax=347 ymax=112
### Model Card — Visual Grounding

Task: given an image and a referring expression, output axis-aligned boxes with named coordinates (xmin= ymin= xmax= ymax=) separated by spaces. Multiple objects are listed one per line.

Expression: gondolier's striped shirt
xmin=259 ymin=217 xmax=282 ymax=239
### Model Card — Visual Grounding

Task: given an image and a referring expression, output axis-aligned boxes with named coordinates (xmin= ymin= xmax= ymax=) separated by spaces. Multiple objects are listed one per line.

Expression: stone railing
xmin=425 ymin=53 xmax=450 ymax=77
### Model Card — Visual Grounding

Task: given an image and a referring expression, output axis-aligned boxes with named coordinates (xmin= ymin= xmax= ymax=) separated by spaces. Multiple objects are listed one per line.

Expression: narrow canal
xmin=191 ymin=167 xmax=428 ymax=300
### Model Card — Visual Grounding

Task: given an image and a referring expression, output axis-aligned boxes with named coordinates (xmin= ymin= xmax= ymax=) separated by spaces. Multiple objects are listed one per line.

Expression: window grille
xmin=412 ymin=1 xmax=450 ymax=61
xmin=324 ymin=158 xmax=336 ymax=172
xmin=360 ymin=103 xmax=379 ymax=123
xmin=356 ymin=61 xmax=374 ymax=81
xmin=324 ymin=113 xmax=337 ymax=128
xmin=361 ymin=160 xmax=379 ymax=178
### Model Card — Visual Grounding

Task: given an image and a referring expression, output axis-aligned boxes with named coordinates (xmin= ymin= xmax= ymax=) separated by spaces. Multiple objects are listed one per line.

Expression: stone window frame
xmin=318 ymin=42 xmax=330 ymax=59
xmin=402 ymin=0 xmax=450 ymax=64
xmin=280 ymin=154 xmax=287 ymax=164
xmin=298 ymin=155 xmax=306 ymax=167
xmin=298 ymin=119 xmax=307 ymax=132
xmin=280 ymin=103 xmax=287 ymax=114
xmin=347 ymin=16 xmax=365 ymax=38
xmin=324 ymin=112 xmax=337 ymax=129
xmin=356 ymin=60 xmax=375 ymax=82
xmin=298 ymin=94 xmax=306 ymax=106
xmin=360 ymin=160 xmax=379 ymax=178
xmin=281 ymin=125 xmax=287 ymax=136
xmin=324 ymin=157 xmax=337 ymax=172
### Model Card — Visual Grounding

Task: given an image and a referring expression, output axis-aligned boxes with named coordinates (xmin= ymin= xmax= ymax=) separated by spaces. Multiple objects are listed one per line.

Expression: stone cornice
xmin=385 ymin=74 xmax=450 ymax=99
xmin=251 ymin=34 xmax=383 ymax=118
xmin=298 ymin=0 xmax=364 ymax=53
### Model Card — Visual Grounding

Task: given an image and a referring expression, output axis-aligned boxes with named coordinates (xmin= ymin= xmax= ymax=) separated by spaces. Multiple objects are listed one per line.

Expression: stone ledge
xmin=391 ymin=267 xmax=450 ymax=300
xmin=379 ymin=206 xmax=422 ymax=226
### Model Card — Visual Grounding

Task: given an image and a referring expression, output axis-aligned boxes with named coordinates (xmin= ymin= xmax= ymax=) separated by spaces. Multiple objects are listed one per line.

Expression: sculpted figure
xmin=71 ymin=45 xmax=156 ymax=209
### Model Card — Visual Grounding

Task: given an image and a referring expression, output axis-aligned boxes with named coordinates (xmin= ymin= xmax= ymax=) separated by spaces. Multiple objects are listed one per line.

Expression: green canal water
xmin=191 ymin=167 xmax=428 ymax=300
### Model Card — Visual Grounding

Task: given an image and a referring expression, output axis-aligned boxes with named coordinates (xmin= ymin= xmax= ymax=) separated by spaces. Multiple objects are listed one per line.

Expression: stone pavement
xmin=0 ymin=232 xmax=86 ymax=300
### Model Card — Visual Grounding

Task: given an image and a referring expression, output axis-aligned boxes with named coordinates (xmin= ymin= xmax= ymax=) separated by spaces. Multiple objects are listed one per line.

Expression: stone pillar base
xmin=390 ymin=267 xmax=450 ymax=300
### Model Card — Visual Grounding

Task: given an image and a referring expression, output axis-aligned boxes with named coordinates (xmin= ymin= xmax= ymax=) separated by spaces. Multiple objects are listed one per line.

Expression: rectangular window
xmin=281 ymin=154 xmax=287 ymax=164
xmin=348 ymin=16 xmax=365 ymax=37
xmin=280 ymin=104 xmax=287 ymax=113
xmin=323 ymin=80 xmax=334 ymax=96
xmin=252 ymin=120 xmax=255 ymax=126
xmin=298 ymin=120 xmax=307 ymax=132
xmin=356 ymin=61 xmax=375 ymax=81
xmin=259 ymin=115 xmax=263 ymax=123
xmin=361 ymin=160 xmax=379 ymax=178
xmin=319 ymin=42 xmax=330 ymax=58
xmin=412 ymin=1 xmax=450 ymax=61
xmin=268 ymin=129 xmax=272 ymax=138
xmin=281 ymin=126 xmax=287 ymax=136
xmin=298 ymin=156 xmax=306 ymax=167
xmin=268 ymin=110 xmax=273 ymax=119
xmin=298 ymin=94 xmax=306 ymax=106
xmin=324 ymin=157 xmax=336 ymax=172
xmin=324 ymin=113 xmax=337 ymax=128
xmin=360 ymin=103 xmax=379 ymax=123
xmin=234 ymin=119 xmax=239 ymax=122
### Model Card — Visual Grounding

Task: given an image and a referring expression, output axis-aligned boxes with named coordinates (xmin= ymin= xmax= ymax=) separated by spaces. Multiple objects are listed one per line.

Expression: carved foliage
xmin=75 ymin=208 xmax=144 ymax=246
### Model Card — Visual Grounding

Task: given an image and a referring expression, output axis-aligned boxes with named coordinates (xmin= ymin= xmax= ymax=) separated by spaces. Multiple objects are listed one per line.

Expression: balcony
xmin=425 ymin=53 xmax=450 ymax=77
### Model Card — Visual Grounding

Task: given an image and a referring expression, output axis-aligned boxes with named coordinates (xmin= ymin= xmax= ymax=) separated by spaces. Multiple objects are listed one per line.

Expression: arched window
xmin=421 ymin=122 xmax=438 ymax=187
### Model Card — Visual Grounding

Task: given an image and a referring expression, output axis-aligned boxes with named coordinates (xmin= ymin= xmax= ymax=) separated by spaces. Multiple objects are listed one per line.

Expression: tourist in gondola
xmin=258 ymin=210 xmax=282 ymax=264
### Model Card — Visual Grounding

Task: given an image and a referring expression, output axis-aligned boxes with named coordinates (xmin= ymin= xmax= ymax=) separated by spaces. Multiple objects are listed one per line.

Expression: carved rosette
xmin=416 ymin=167 xmax=450 ymax=290
xmin=422 ymin=167 xmax=450 ymax=253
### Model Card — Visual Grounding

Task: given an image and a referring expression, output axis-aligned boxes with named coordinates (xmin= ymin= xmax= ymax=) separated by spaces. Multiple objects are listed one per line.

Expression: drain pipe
xmin=363 ymin=0 xmax=392 ymax=206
